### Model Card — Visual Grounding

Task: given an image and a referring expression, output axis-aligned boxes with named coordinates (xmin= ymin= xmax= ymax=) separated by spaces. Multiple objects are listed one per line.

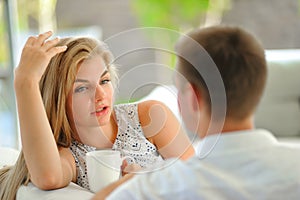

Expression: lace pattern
xmin=70 ymin=103 xmax=163 ymax=190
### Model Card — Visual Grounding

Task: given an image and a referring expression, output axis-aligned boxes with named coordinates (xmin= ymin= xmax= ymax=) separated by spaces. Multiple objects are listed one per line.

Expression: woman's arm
xmin=14 ymin=31 xmax=75 ymax=189
xmin=138 ymin=100 xmax=195 ymax=160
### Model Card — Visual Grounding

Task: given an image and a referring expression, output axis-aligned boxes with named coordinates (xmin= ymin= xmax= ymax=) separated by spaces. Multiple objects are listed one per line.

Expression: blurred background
xmin=1 ymin=0 xmax=300 ymax=149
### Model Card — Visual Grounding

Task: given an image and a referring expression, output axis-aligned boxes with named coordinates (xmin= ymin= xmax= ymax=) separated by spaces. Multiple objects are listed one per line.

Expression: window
xmin=0 ymin=0 xmax=18 ymax=149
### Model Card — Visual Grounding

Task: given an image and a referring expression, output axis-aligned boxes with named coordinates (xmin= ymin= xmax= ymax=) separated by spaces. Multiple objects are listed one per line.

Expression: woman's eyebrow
xmin=74 ymin=70 xmax=109 ymax=83
xmin=101 ymin=70 xmax=109 ymax=77
xmin=75 ymin=79 xmax=89 ymax=83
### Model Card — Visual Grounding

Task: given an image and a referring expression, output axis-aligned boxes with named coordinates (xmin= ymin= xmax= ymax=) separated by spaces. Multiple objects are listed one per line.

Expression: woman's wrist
xmin=14 ymin=70 xmax=40 ymax=92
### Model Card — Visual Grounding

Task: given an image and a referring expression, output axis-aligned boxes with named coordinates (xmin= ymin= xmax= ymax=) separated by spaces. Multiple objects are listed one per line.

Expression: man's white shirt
xmin=107 ymin=129 xmax=300 ymax=200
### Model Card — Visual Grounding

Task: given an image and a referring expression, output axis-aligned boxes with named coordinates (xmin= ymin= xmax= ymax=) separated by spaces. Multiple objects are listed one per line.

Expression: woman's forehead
xmin=76 ymin=56 xmax=108 ymax=78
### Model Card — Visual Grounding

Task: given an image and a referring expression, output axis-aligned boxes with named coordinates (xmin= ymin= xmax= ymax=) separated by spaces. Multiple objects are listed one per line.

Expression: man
xmin=93 ymin=25 xmax=300 ymax=199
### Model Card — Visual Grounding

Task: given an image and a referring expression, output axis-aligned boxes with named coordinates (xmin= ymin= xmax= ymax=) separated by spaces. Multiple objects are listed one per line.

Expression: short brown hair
xmin=175 ymin=25 xmax=267 ymax=120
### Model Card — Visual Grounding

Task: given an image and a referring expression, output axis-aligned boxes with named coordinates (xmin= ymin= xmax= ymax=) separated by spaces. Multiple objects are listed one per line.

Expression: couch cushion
xmin=255 ymin=50 xmax=300 ymax=137
xmin=0 ymin=147 xmax=19 ymax=168
xmin=17 ymin=182 xmax=93 ymax=200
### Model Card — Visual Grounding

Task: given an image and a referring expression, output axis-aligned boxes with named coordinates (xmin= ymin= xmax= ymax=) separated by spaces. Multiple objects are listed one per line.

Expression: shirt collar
xmin=196 ymin=129 xmax=278 ymax=159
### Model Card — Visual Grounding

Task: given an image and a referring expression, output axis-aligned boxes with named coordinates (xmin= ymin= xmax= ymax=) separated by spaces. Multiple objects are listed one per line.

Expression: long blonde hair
xmin=0 ymin=37 xmax=117 ymax=200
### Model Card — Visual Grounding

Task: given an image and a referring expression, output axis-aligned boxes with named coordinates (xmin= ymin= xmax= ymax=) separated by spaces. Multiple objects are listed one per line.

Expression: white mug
xmin=86 ymin=150 xmax=135 ymax=193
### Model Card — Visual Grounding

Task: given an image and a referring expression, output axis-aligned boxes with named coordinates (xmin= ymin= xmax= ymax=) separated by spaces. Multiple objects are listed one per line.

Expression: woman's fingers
xmin=16 ymin=32 xmax=67 ymax=81
xmin=26 ymin=36 xmax=37 ymax=46
xmin=24 ymin=31 xmax=67 ymax=58
xmin=31 ymin=32 xmax=67 ymax=56
xmin=122 ymin=164 xmax=142 ymax=176
xmin=35 ymin=31 xmax=53 ymax=46
xmin=41 ymin=37 xmax=60 ymax=51
xmin=47 ymin=45 xmax=68 ymax=58
xmin=25 ymin=31 xmax=54 ymax=47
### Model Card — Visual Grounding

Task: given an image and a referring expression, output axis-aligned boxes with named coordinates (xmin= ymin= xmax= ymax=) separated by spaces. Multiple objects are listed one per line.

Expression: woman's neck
xmin=73 ymin=114 xmax=118 ymax=149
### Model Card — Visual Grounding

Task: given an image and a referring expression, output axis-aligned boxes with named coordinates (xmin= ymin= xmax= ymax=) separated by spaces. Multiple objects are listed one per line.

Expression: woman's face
xmin=67 ymin=55 xmax=114 ymax=132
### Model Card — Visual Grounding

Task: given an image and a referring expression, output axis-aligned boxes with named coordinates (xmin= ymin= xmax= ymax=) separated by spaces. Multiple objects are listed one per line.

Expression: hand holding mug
xmin=86 ymin=150 xmax=136 ymax=193
xmin=121 ymin=161 xmax=142 ymax=176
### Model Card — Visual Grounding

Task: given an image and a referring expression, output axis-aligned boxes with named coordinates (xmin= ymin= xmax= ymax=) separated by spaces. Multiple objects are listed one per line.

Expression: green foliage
xmin=114 ymin=98 xmax=141 ymax=105
xmin=0 ymin=2 xmax=9 ymax=65
xmin=130 ymin=0 xmax=211 ymax=69
xmin=131 ymin=0 xmax=209 ymax=30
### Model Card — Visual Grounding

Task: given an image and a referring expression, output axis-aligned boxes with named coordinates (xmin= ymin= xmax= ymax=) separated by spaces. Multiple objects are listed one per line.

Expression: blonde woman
xmin=0 ymin=31 xmax=194 ymax=200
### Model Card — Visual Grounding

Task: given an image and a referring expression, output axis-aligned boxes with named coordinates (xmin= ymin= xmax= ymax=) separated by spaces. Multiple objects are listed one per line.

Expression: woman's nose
xmin=94 ymin=85 xmax=106 ymax=101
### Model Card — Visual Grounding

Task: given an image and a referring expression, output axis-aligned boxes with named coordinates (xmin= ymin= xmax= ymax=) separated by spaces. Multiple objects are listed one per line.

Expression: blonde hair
xmin=0 ymin=37 xmax=117 ymax=200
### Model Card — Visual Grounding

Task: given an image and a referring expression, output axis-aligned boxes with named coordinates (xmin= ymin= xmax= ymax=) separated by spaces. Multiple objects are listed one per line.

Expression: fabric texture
xmin=107 ymin=129 xmax=300 ymax=200
xmin=70 ymin=103 xmax=163 ymax=190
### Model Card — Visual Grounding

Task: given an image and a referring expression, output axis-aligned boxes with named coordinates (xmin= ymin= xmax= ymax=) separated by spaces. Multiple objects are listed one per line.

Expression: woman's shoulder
xmin=137 ymin=100 xmax=170 ymax=139
xmin=137 ymin=100 xmax=167 ymax=113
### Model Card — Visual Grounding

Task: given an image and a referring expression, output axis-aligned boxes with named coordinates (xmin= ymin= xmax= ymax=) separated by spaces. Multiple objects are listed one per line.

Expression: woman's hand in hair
xmin=14 ymin=31 xmax=67 ymax=85
xmin=12 ymin=32 xmax=72 ymax=190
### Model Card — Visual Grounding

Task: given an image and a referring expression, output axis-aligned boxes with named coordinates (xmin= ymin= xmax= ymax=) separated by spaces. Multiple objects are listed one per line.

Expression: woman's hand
xmin=14 ymin=31 xmax=67 ymax=86
xmin=121 ymin=160 xmax=142 ymax=176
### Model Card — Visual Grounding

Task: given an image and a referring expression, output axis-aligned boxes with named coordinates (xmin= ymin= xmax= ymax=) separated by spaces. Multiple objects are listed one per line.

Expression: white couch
xmin=1 ymin=49 xmax=299 ymax=199
xmin=0 ymin=147 xmax=93 ymax=199
xmin=255 ymin=49 xmax=300 ymax=145
xmin=0 ymin=147 xmax=19 ymax=168
xmin=17 ymin=182 xmax=93 ymax=200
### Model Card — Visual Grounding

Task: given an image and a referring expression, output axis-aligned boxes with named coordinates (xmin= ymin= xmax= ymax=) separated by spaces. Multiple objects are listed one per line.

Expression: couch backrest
xmin=255 ymin=49 xmax=300 ymax=137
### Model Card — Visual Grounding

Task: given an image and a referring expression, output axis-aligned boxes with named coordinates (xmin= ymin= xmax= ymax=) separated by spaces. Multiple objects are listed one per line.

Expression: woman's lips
xmin=92 ymin=106 xmax=109 ymax=117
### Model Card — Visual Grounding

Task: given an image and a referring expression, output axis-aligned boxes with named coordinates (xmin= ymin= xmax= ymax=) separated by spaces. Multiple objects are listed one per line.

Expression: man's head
xmin=175 ymin=25 xmax=267 ymax=136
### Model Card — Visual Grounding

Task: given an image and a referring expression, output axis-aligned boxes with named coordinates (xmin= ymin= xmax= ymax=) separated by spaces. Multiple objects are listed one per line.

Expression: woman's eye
xmin=75 ymin=86 xmax=88 ymax=93
xmin=100 ymin=79 xmax=111 ymax=85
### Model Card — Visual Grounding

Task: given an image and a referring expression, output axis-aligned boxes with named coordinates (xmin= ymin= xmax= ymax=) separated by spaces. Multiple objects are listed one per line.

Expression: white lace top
xmin=70 ymin=103 xmax=163 ymax=190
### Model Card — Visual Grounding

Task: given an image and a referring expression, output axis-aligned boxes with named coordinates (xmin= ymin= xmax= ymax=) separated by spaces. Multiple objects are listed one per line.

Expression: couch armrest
xmin=17 ymin=182 xmax=94 ymax=200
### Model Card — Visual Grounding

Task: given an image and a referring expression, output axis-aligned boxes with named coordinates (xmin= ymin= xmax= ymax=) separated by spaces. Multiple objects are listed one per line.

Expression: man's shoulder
xmin=107 ymin=158 xmax=200 ymax=199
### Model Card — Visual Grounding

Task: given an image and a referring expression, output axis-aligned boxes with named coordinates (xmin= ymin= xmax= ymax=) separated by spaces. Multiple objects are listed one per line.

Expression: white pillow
xmin=139 ymin=85 xmax=199 ymax=142
xmin=255 ymin=54 xmax=300 ymax=137
xmin=0 ymin=147 xmax=19 ymax=168
xmin=139 ymin=85 xmax=180 ymax=120
xmin=17 ymin=182 xmax=94 ymax=200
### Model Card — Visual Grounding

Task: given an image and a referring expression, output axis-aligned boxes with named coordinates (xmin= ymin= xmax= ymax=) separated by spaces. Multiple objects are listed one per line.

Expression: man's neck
xmin=221 ymin=118 xmax=254 ymax=134
xmin=198 ymin=115 xmax=254 ymax=139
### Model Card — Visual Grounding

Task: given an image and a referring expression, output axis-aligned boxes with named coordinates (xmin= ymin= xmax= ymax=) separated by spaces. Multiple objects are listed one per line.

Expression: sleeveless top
xmin=69 ymin=103 xmax=163 ymax=190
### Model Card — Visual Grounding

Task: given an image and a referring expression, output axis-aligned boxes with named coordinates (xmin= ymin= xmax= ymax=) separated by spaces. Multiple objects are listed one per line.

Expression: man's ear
xmin=185 ymin=83 xmax=202 ymax=112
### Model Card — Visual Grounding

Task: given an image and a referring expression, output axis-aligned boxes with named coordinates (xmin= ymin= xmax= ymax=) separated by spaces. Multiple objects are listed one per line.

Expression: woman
xmin=0 ymin=31 xmax=194 ymax=199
